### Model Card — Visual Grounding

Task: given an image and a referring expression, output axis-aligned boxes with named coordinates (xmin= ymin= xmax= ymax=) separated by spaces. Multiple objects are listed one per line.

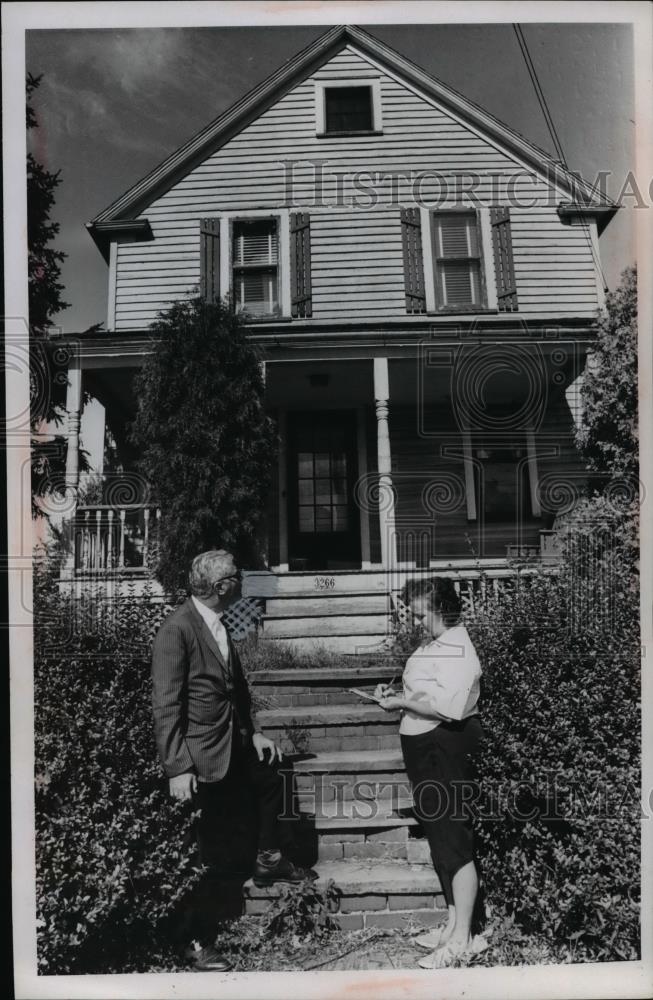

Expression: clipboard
xmin=347 ymin=687 xmax=384 ymax=703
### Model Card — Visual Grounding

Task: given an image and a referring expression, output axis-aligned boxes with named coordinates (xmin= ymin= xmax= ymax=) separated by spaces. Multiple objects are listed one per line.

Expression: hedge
xmin=34 ymin=492 xmax=640 ymax=970
xmin=469 ymin=493 xmax=640 ymax=961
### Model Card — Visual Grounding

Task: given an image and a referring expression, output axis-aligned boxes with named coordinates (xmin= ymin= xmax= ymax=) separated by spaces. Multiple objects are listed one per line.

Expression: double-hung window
xmin=432 ymin=211 xmax=484 ymax=309
xmin=232 ymin=218 xmax=280 ymax=316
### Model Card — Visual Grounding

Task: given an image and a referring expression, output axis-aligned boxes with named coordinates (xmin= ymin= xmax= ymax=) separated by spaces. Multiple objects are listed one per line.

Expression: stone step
xmin=261 ymin=613 xmax=390 ymax=638
xmin=260 ymin=634 xmax=393 ymax=655
xmin=265 ymin=593 xmax=390 ymax=617
xmin=243 ymin=860 xmax=446 ymax=930
xmin=257 ymin=703 xmax=402 ymax=753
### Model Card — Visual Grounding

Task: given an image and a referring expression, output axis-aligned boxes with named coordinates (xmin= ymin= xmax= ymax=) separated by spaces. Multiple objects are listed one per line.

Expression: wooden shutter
xmin=490 ymin=207 xmax=518 ymax=312
xmin=290 ymin=212 xmax=312 ymax=318
xmin=200 ymin=218 xmax=220 ymax=303
xmin=400 ymin=207 xmax=426 ymax=314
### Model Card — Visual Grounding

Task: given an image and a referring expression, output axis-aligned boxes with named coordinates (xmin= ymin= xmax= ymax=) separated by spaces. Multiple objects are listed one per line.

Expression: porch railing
xmin=74 ymin=504 xmax=161 ymax=573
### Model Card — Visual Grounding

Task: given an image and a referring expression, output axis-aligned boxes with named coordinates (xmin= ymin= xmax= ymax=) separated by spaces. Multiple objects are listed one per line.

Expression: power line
xmin=512 ymin=24 xmax=608 ymax=292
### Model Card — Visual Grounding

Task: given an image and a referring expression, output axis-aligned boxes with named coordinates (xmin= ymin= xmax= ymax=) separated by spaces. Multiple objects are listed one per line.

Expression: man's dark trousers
xmin=196 ymin=726 xmax=287 ymax=868
xmin=183 ymin=728 xmax=290 ymax=946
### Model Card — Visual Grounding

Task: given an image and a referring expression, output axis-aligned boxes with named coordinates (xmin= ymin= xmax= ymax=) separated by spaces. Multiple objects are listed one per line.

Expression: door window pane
xmin=315 ymin=454 xmax=330 ymax=477
xmin=299 ymin=507 xmax=315 ymax=532
xmin=298 ymin=453 xmax=313 ymax=477
xmin=298 ymin=480 xmax=314 ymax=503
xmin=316 ymin=507 xmax=332 ymax=531
xmin=332 ymin=506 xmax=349 ymax=531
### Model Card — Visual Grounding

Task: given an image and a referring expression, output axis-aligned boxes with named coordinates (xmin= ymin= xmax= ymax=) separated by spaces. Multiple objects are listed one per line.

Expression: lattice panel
xmin=223 ymin=597 xmax=264 ymax=640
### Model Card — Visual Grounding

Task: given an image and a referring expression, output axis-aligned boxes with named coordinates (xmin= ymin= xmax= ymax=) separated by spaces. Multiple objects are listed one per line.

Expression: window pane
xmin=436 ymin=214 xmax=479 ymax=258
xmin=332 ymin=506 xmax=349 ymax=531
xmin=315 ymin=479 xmax=331 ymax=503
xmin=298 ymin=453 xmax=313 ymax=477
xmin=316 ymin=506 xmax=332 ymax=531
xmin=315 ymin=454 xmax=330 ymax=477
xmin=299 ymin=507 xmax=315 ymax=532
xmin=325 ymin=86 xmax=373 ymax=132
xmin=234 ymin=270 xmax=279 ymax=315
xmin=232 ymin=220 xmax=278 ymax=266
xmin=298 ymin=480 xmax=314 ymax=503
xmin=332 ymin=454 xmax=347 ymax=476
xmin=332 ymin=478 xmax=347 ymax=502
xmin=439 ymin=261 xmax=481 ymax=306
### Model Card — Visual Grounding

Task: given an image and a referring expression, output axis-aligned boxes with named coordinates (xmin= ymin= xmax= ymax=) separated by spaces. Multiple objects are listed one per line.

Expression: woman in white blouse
xmin=376 ymin=577 xmax=487 ymax=968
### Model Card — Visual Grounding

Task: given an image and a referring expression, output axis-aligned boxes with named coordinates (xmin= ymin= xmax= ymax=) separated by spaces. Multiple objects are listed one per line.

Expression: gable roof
xmin=88 ymin=24 xmax=616 ymax=255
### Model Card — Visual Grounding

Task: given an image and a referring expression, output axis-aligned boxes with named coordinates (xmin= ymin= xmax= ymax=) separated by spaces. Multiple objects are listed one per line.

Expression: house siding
xmin=113 ymin=45 xmax=600 ymax=330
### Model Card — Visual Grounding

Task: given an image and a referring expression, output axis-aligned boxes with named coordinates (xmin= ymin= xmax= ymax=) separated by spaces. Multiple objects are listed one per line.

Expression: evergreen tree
xmin=576 ymin=265 xmax=638 ymax=482
xmin=130 ymin=297 xmax=275 ymax=593
xmin=27 ymin=73 xmax=70 ymax=518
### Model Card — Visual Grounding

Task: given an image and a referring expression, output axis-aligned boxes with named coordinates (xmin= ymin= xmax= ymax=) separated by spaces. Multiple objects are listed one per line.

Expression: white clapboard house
xmin=57 ymin=24 xmax=617 ymax=650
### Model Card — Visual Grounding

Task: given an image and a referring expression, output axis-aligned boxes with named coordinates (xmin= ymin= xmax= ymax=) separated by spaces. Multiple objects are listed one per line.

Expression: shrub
xmin=468 ymin=493 xmax=640 ymax=961
xmin=34 ymin=569 xmax=202 ymax=974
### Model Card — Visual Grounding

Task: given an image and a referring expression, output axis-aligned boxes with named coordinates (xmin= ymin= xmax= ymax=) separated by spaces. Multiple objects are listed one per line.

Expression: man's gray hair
xmin=189 ymin=549 xmax=237 ymax=598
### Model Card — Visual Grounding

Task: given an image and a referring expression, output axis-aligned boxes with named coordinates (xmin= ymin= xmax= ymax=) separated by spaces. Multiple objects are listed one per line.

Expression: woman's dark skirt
xmin=400 ymin=716 xmax=483 ymax=906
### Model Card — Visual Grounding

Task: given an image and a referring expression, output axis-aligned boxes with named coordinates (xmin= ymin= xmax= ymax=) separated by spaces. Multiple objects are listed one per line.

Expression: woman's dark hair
xmin=400 ymin=576 xmax=462 ymax=628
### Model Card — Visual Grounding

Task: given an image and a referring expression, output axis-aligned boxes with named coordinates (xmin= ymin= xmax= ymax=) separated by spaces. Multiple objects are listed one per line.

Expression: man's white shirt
xmin=192 ymin=595 xmax=230 ymax=663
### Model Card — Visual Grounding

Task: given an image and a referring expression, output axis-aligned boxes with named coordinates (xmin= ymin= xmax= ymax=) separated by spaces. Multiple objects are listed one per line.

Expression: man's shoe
xmin=184 ymin=942 xmax=233 ymax=972
xmin=252 ymin=855 xmax=318 ymax=887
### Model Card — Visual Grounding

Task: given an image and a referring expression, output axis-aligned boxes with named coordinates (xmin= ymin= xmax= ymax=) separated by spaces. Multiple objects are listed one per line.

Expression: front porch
xmin=55 ymin=338 xmax=580 ymax=645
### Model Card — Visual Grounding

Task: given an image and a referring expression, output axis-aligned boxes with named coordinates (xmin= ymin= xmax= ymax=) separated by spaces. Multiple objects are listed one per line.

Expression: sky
xmin=25 ymin=21 xmax=635 ymax=334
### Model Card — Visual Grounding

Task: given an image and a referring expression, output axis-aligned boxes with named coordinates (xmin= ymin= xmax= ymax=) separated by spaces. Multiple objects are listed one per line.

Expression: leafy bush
xmin=34 ymin=567 xmax=201 ymax=974
xmin=468 ymin=493 xmax=640 ymax=961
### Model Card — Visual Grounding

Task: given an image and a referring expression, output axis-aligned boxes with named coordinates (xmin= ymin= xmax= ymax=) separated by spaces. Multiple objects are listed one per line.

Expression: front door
xmin=287 ymin=410 xmax=361 ymax=570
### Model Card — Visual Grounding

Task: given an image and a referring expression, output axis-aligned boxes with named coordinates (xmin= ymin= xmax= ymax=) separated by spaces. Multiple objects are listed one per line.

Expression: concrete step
xmin=243 ymin=860 xmax=446 ymax=930
xmin=257 ymin=702 xmax=402 ymax=753
xmin=261 ymin=634 xmax=393 ymax=655
xmin=261 ymin=613 xmax=390 ymax=638
xmin=292 ymin=748 xmax=405 ymax=772
xmin=265 ymin=593 xmax=390 ymax=617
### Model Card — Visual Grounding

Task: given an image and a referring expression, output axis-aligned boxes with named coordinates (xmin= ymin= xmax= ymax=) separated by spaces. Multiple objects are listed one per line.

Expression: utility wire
xmin=512 ymin=24 xmax=608 ymax=292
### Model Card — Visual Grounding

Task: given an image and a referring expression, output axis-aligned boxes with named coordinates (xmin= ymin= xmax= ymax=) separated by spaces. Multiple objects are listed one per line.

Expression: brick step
xmin=243 ymin=860 xmax=446 ymax=931
xmin=260 ymin=635 xmax=392 ymax=654
xmin=265 ymin=593 xmax=390 ymax=617
xmin=261 ymin=613 xmax=390 ymax=638
xmin=313 ymin=825 xmax=431 ymax=864
xmin=292 ymin=748 xmax=410 ymax=809
xmin=250 ymin=666 xmax=401 ymax=708
xmin=257 ymin=703 xmax=401 ymax=753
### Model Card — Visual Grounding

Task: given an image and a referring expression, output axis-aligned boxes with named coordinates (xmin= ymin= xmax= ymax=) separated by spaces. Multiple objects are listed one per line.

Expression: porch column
xmin=61 ymin=357 xmax=83 ymax=580
xmin=373 ymin=358 xmax=397 ymax=573
xmin=277 ymin=409 xmax=289 ymax=571
xmin=65 ymin=358 xmax=83 ymax=496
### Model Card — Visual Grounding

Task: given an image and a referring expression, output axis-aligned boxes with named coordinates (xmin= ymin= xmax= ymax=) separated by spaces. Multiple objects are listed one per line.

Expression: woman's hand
xmin=378 ymin=695 xmax=404 ymax=712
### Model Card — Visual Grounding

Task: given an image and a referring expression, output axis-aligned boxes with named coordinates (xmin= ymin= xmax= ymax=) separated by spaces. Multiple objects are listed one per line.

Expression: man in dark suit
xmin=152 ymin=549 xmax=315 ymax=971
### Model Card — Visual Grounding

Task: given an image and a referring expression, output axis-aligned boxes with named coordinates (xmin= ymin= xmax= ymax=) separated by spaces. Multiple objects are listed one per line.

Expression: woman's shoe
xmin=417 ymin=934 xmax=489 ymax=969
xmin=414 ymin=925 xmax=450 ymax=951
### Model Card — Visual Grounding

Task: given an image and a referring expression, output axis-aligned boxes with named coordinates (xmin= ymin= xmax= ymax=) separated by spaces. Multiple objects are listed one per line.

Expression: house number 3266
xmin=314 ymin=576 xmax=336 ymax=590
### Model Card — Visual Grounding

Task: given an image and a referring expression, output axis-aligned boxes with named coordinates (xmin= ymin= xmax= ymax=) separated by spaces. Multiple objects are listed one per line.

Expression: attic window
xmin=324 ymin=86 xmax=373 ymax=133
